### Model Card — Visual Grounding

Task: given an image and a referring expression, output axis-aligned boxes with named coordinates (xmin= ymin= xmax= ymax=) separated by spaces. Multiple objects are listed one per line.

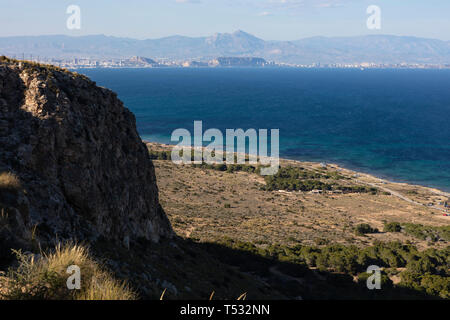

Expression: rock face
xmin=0 ymin=58 xmax=172 ymax=255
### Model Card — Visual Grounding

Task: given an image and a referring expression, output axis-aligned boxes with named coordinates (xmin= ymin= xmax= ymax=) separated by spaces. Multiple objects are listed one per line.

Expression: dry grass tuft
xmin=237 ymin=292 xmax=247 ymax=300
xmin=0 ymin=243 xmax=137 ymax=300
xmin=160 ymin=288 xmax=167 ymax=300
xmin=0 ymin=172 xmax=21 ymax=191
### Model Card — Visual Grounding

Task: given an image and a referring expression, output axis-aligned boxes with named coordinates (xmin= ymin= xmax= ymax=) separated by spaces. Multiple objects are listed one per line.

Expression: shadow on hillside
xmin=186 ymin=239 xmax=435 ymax=300
xmin=104 ymin=235 xmax=440 ymax=301
xmin=1 ymin=230 xmax=440 ymax=300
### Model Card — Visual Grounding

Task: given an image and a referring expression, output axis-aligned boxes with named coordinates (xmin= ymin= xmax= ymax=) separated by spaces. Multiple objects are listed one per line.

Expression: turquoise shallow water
xmin=79 ymin=68 xmax=450 ymax=192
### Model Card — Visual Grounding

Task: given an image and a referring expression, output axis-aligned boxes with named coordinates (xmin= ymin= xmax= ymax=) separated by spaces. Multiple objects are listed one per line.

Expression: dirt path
xmin=357 ymin=180 xmax=448 ymax=214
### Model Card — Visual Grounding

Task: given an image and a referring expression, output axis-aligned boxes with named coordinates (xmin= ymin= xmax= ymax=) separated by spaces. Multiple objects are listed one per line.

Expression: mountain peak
xmin=232 ymin=30 xmax=262 ymax=40
xmin=204 ymin=30 xmax=265 ymax=53
xmin=233 ymin=30 xmax=249 ymax=36
xmin=208 ymin=30 xmax=262 ymax=40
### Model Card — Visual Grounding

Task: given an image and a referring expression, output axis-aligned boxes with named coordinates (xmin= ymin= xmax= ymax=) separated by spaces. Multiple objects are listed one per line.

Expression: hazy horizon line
xmin=1 ymin=31 xmax=449 ymax=43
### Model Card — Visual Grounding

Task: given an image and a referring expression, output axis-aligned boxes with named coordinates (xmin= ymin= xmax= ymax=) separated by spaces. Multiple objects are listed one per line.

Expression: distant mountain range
xmin=1 ymin=30 xmax=450 ymax=64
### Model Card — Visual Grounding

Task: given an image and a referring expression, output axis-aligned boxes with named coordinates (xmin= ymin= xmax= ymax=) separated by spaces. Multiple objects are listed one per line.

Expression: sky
xmin=0 ymin=0 xmax=449 ymax=41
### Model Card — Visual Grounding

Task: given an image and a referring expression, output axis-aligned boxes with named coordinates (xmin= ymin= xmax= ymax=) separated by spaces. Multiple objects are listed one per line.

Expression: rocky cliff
xmin=0 ymin=57 xmax=172 ymax=262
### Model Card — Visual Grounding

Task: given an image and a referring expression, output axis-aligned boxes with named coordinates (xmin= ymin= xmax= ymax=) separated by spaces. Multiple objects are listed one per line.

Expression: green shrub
xmin=384 ymin=222 xmax=402 ymax=233
xmin=400 ymin=271 xmax=450 ymax=299
xmin=355 ymin=224 xmax=379 ymax=236
xmin=215 ymin=237 xmax=449 ymax=298
xmin=357 ymin=271 xmax=393 ymax=288
xmin=262 ymin=166 xmax=377 ymax=193
xmin=420 ymin=274 xmax=450 ymax=299
xmin=403 ymin=224 xmax=450 ymax=242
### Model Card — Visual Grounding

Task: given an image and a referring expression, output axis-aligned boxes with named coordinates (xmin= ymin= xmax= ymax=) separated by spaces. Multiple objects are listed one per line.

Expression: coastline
xmin=286 ymin=155 xmax=450 ymax=195
xmin=144 ymin=140 xmax=450 ymax=198
xmin=145 ymin=140 xmax=450 ymax=217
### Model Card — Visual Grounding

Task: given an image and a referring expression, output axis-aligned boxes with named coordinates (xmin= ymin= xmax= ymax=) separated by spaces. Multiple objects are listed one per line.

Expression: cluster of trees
xmin=340 ymin=186 xmax=378 ymax=194
xmin=264 ymin=177 xmax=333 ymax=192
xmin=217 ymin=238 xmax=449 ymax=299
xmin=192 ymin=163 xmax=260 ymax=174
xmin=403 ymin=223 xmax=450 ymax=242
xmin=263 ymin=166 xmax=378 ymax=193
xmin=148 ymin=149 xmax=263 ymax=173
xmin=384 ymin=222 xmax=450 ymax=242
xmin=148 ymin=150 xmax=172 ymax=160
xmin=148 ymin=149 xmax=257 ymax=163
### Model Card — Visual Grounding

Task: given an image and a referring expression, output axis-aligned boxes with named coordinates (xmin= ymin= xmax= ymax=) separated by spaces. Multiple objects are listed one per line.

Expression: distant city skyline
xmin=1 ymin=0 xmax=450 ymax=41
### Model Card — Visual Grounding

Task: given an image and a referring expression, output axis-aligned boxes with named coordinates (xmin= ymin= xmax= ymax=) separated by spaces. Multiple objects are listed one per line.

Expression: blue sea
xmin=79 ymin=68 xmax=450 ymax=192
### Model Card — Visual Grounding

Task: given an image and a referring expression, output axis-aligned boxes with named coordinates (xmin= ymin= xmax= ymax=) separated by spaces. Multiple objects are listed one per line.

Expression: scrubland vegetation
xmin=383 ymin=222 xmax=450 ymax=242
xmin=148 ymin=149 xmax=378 ymax=194
xmin=216 ymin=238 xmax=449 ymax=299
xmin=148 ymin=144 xmax=449 ymax=300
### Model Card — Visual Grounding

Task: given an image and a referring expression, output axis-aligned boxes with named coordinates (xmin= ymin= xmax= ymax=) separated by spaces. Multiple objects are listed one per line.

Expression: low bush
xmin=355 ymin=224 xmax=379 ymax=236
xmin=384 ymin=222 xmax=402 ymax=233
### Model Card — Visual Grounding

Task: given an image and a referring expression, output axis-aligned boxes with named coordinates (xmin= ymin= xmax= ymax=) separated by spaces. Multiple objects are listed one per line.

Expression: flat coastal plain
xmin=147 ymin=142 xmax=450 ymax=250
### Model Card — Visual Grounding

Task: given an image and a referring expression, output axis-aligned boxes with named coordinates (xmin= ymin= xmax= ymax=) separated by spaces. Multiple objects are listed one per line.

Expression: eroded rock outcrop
xmin=0 ymin=58 xmax=172 ymax=259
